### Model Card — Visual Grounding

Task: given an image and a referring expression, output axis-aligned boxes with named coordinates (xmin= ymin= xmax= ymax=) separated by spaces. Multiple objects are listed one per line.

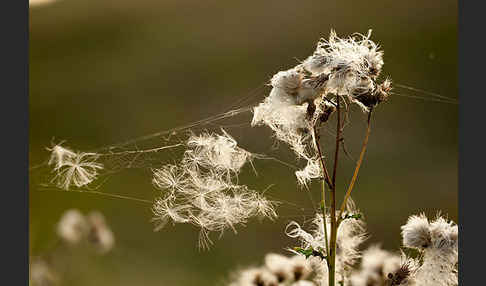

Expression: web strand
xmin=391 ymin=92 xmax=458 ymax=104
xmin=36 ymin=185 xmax=153 ymax=204
xmin=394 ymin=83 xmax=458 ymax=103
xmin=31 ymin=80 xmax=455 ymax=221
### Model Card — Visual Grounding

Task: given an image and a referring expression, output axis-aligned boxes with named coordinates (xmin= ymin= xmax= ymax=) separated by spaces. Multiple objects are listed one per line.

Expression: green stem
xmin=321 ymin=180 xmax=329 ymax=257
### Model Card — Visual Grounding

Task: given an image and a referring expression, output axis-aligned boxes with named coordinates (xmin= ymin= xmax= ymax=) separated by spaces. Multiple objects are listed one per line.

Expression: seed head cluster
xmin=401 ymin=214 xmax=458 ymax=286
xmin=251 ymin=30 xmax=391 ymax=187
xmin=152 ymin=130 xmax=277 ymax=249
xmin=348 ymin=246 xmax=417 ymax=286
xmin=286 ymin=200 xmax=367 ymax=284
xmin=229 ymin=253 xmax=314 ymax=286
xmin=30 ymin=258 xmax=59 ymax=286
xmin=57 ymin=209 xmax=115 ymax=254
xmin=228 ymin=211 xmax=457 ymax=286
xmin=31 ymin=209 xmax=114 ymax=286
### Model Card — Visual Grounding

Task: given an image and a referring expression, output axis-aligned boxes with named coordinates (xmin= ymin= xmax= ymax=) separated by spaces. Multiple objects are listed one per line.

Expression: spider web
xmin=29 ymin=80 xmax=457 ymax=221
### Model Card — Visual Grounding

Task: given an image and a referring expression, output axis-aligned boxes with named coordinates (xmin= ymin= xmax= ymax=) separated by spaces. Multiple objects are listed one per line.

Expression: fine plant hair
xmin=151 ymin=130 xmax=277 ymax=249
xmin=47 ymin=145 xmax=103 ymax=190
xmin=35 ymin=30 xmax=458 ymax=286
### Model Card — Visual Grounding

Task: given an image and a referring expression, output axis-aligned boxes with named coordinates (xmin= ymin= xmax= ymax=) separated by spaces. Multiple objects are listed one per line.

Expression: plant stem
xmin=338 ymin=110 xmax=372 ymax=224
xmin=331 ymin=96 xmax=341 ymax=190
xmin=313 ymin=125 xmax=333 ymax=190
xmin=312 ymin=126 xmax=330 ymax=258
xmin=320 ymin=171 xmax=330 ymax=261
xmin=328 ymin=96 xmax=342 ymax=286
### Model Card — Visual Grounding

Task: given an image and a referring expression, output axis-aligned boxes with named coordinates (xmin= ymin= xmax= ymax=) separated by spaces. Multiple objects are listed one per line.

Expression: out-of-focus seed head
xmin=385 ymin=254 xmax=419 ymax=286
xmin=30 ymin=258 xmax=59 ymax=286
xmin=231 ymin=267 xmax=279 ymax=286
xmin=290 ymin=255 xmax=313 ymax=281
xmin=86 ymin=211 xmax=115 ymax=254
xmin=264 ymin=253 xmax=292 ymax=282
xmin=57 ymin=209 xmax=89 ymax=245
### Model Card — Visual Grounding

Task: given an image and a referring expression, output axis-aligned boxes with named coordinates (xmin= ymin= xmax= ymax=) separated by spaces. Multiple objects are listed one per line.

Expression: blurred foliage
xmin=29 ymin=0 xmax=457 ymax=285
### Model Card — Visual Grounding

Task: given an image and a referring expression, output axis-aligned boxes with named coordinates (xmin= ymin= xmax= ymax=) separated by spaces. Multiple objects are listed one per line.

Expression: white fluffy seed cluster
xmin=350 ymin=213 xmax=458 ymax=286
xmin=48 ymin=145 xmax=103 ymax=190
xmin=251 ymin=30 xmax=391 ymax=187
xmin=57 ymin=209 xmax=115 ymax=254
xmin=400 ymin=214 xmax=458 ymax=286
xmin=225 ymin=210 xmax=458 ymax=286
xmin=286 ymin=200 xmax=366 ymax=285
xmin=229 ymin=253 xmax=315 ymax=286
xmin=348 ymin=246 xmax=417 ymax=286
xmin=152 ymin=130 xmax=277 ymax=249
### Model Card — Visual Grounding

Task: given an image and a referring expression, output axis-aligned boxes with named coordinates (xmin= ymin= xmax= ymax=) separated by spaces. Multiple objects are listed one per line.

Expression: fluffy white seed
xmin=48 ymin=145 xmax=103 ymax=190
xmin=401 ymin=213 xmax=431 ymax=249
xmin=151 ymin=130 xmax=276 ymax=249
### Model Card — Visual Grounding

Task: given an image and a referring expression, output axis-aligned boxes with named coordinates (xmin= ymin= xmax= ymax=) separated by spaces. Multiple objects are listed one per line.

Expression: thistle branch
xmin=338 ymin=110 xmax=372 ymax=224
xmin=328 ymin=95 xmax=342 ymax=286
xmin=313 ymin=125 xmax=333 ymax=190
xmin=312 ymin=125 xmax=330 ymax=259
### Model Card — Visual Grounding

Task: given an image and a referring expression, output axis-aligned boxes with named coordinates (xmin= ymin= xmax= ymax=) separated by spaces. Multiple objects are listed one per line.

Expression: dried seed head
xmin=231 ymin=267 xmax=279 ymax=286
xmin=152 ymin=164 xmax=187 ymax=192
xmin=86 ymin=211 xmax=115 ymax=254
xmin=270 ymin=68 xmax=304 ymax=97
xmin=47 ymin=145 xmax=103 ymax=190
xmin=350 ymin=78 xmax=392 ymax=113
xmin=57 ymin=209 xmax=88 ymax=244
xmin=360 ymin=245 xmax=400 ymax=276
xmin=290 ymin=255 xmax=312 ymax=281
xmin=56 ymin=209 xmax=114 ymax=253
xmin=30 ymin=258 xmax=59 ymax=286
xmin=318 ymin=100 xmax=336 ymax=123
xmin=264 ymin=253 xmax=293 ymax=282
xmin=252 ymin=30 xmax=391 ymax=189
xmin=47 ymin=144 xmax=76 ymax=170
xmin=401 ymin=213 xmax=432 ymax=250
xmin=429 ymin=215 xmax=458 ymax=252
xmin=287 ymin=205 xmax=366 ymax=281
xmin=401 ymin=214 xmax=458 ymax=286
xmin=152 ymin=130 xmax=276 ymax=249
xmin=385 ymin=253 xmax=419 ymax=286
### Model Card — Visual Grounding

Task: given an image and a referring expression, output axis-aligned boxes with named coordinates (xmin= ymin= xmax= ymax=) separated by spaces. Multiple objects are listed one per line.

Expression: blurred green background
xmin=29 ymin=0 xmax=457 ymax=285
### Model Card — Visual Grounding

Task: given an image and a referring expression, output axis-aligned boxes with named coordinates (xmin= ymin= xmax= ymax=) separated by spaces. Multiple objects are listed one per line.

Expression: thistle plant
xmin=250 ymin=29 xmax=392 ymax=286
xmin=228 ymin=212 xmax=458 ymax=286
xmin=36 ymin=29 xmax=458 ymax=286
